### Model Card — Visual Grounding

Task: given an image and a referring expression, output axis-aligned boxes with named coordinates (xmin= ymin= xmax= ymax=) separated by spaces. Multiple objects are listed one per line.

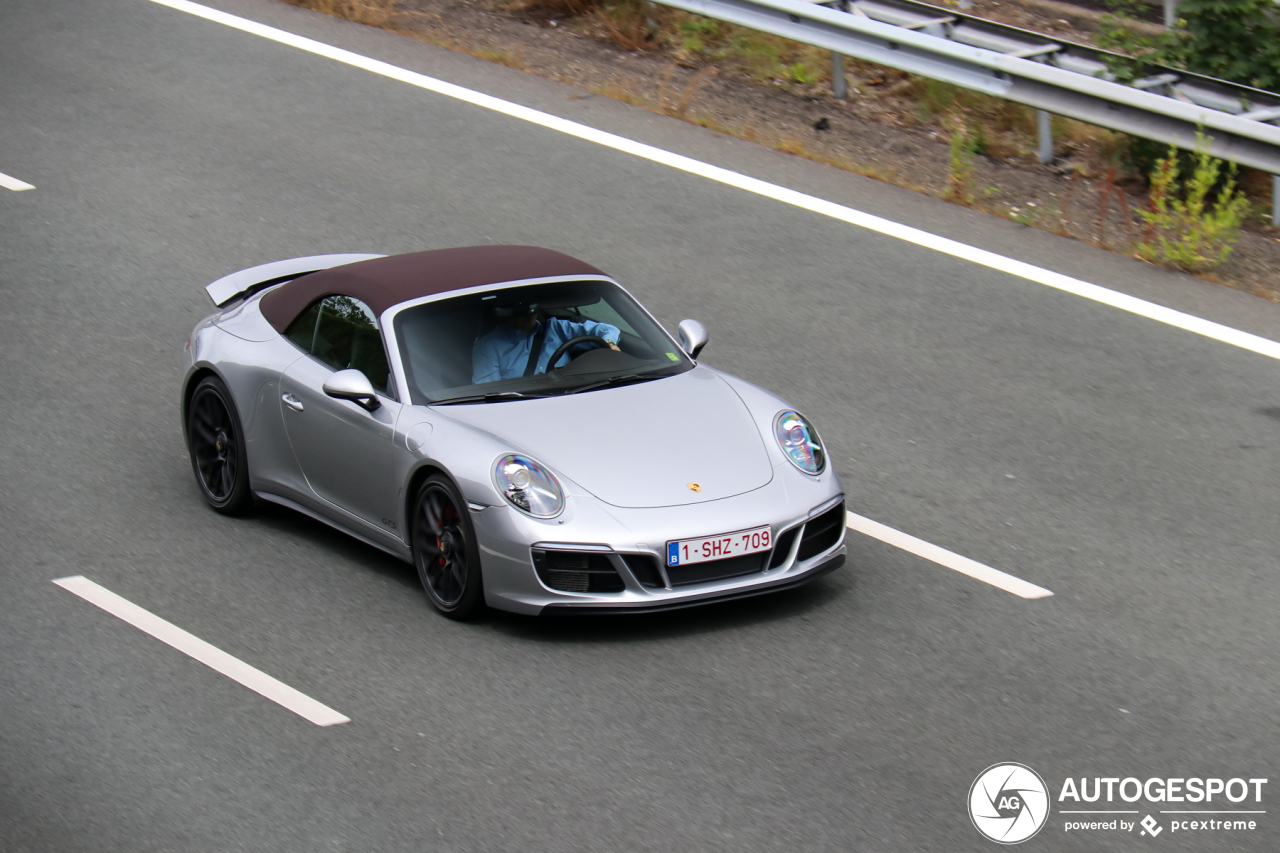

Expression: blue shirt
xmin=472 ymin=317 xmax=621 ymax=383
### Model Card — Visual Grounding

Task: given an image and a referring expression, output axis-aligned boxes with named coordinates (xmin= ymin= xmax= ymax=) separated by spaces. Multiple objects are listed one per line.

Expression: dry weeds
xmin=282 ymin=0 xmax=424 ymax=30
xmin=279 ymin=0 xmax=1280 ymax=296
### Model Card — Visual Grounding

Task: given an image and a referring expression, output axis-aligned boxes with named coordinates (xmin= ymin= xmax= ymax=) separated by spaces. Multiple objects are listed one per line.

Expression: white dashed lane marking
xmin=0 ymin=171 xmax=35 ymax=191
xmin=53 ymin=576 xmax=350 ymax=726
xmin=846 ymin=512 xmax=1054 ymax=599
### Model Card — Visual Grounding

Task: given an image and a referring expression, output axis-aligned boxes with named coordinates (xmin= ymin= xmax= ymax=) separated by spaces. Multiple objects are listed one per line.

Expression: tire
xmin=411 ymin=474 xmax=485 ymax=619
xmin=186 ymin=375 xmax=254 ymax=515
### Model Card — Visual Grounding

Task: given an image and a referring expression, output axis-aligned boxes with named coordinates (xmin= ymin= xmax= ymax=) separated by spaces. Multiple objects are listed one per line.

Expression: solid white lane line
xmin=151 ymin=0 xmax=1280 ymax=363
xmin=53 ymin=576 xmax=349 ymax=726
xmin=0 ymin=171 xmax=35 ymax=191
xmin=846 ymin=512 xmax=1054 ymax=599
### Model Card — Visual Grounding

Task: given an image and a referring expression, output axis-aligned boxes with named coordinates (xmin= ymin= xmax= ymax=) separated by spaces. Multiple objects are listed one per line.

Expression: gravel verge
xmin=290 ymin=0 xmax=1280 ymax=299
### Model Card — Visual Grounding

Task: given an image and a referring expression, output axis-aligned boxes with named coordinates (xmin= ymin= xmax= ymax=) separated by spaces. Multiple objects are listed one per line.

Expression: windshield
xmin=392 ymin=279 xmax=694 ymax=405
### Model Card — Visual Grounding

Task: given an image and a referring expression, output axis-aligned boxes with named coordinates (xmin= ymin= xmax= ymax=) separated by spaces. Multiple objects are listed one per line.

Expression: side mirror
xmin=677 ymin=319 xmax=708 ymax=359
xmin=323 ymin=369 xmax=380 ymax=412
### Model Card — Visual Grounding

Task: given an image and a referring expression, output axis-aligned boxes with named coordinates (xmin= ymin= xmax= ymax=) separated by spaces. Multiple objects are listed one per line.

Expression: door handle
xmin=282 ymin=393 xmax=304 ymax=412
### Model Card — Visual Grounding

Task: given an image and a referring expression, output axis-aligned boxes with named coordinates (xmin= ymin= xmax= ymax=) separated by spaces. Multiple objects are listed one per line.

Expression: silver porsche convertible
xmin=182 ymin=247 xmax=845 ymax=617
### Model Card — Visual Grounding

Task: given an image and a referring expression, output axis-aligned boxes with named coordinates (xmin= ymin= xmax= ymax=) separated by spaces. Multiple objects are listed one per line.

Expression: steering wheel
xmin=545 ymin=335 xmax=611 ymax=371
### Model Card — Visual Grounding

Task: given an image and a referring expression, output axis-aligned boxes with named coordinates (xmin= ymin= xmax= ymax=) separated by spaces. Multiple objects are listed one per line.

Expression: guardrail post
xmin=645 ymin=0 xmax=658 ymax=39
xmin=1037 ymin=109 xmax=1053 ymax=163
xmin=1163 ymin=0 xmax=1177 ymax=28
xmin=1273 ymin=174 xmax=1279 ymax=226
xmin=831 ymin=0 xmax=849 ymax=99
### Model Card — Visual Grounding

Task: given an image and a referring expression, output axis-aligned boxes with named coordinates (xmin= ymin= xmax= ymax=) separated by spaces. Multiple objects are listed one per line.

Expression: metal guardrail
xmin=652 ymin=0 xmax=1280 ymax=220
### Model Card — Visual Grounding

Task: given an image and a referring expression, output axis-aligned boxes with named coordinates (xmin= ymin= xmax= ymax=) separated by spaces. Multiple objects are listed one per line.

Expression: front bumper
xmin=540 ymin=551 xmax=844 ymax=615
xmin=471 ymin=466 xmax=846 ymax=615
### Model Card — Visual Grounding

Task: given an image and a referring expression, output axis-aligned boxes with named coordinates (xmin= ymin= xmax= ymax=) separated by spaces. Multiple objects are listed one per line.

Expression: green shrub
xmin=1174 ymin=0 xmax=1280 ymax=91
xmin=1135 ymin=136 xmax=1250 ymax=272
xmin=785 ymin=62 xmax=814 ymax=84
xmin=680 ymin=17 xmax=720 ymax=38
xmin=947 ymin=114 xmax=979 ymax=205
xmin=1096 ymin=0 xmax=1280 ymax=92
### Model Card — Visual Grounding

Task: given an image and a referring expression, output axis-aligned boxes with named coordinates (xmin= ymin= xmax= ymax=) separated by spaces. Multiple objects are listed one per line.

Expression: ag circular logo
xmin=969 ymin=763 xmax=1050 ymax=844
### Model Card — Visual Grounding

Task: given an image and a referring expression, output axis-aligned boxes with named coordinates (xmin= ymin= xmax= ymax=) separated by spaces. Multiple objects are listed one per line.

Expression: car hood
xmin=440 ymin=368 xmax=774 ymax=508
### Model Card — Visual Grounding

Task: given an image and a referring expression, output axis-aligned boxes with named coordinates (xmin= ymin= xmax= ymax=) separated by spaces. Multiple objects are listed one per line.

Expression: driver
xmin=472 ymin=301 xmax=621 ymax=384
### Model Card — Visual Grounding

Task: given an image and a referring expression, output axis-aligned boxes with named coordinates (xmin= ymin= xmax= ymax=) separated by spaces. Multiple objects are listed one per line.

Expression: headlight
xmin=493 ymin=454 xmax=564 ymax=517
xmin=774 ymin=411 xmax=826 ymax=475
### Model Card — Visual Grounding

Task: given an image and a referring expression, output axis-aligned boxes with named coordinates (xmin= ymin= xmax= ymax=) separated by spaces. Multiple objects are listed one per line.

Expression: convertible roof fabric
xmin=259 ymin=246 xmax=605 ymax=333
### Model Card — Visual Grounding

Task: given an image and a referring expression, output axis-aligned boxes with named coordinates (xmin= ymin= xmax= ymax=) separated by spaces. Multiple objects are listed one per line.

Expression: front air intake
xmin=797 ymin=502 xmax=845 ymax=561
xmin=532 ymin=549 xmax=625 ymax=593
xmin=621 ymin=554 xmax=665 ymax=588
xmin=768 ymin=527 xmax=799 ymax=569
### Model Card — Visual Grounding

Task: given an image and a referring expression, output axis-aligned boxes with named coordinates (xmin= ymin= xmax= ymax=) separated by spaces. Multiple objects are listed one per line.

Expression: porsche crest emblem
xmin=687 ymin=483 xmax=702 ymax=492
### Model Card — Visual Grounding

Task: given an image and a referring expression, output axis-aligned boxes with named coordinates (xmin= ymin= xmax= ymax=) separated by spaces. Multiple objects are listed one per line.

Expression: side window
xmin=285 ymin=300 xmax=322 ymax=352
xmin=290 ymin=295 xmax=391 ymax=395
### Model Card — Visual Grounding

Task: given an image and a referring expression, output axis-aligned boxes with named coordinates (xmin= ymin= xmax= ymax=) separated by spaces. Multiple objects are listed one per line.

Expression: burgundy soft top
xmin=259 ymin=246 xmax=606 ymax=333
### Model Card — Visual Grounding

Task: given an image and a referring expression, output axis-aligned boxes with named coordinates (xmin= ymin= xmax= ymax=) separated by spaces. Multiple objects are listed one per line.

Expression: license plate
xmin=667 ymin=525 xmax=772 ymax=567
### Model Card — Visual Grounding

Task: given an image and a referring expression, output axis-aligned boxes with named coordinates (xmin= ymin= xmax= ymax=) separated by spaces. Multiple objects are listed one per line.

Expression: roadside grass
xmin=285 ymin=0 xmax=906 ymax=187
xmin=589 ymin=79 xmax=655 ymax=110
xmin=507 ymin=0 xmax=835 ymax=87
xmin=946 ymin=114 xmax=978 ymax=205
xmin=283 ymin=0 xmax=414 ymax=29
xmin=474 ymin=45 xmax=527 ymax=70
xmin=280 ymin=0 xmax=1270 ymax=288
xmin=284 ymin=0 xmax=1151 ymax=185
xmin=667 ymin=12 xmax=833 ymax=87
xmin=594 ymin=0 xmax=659 ymax=50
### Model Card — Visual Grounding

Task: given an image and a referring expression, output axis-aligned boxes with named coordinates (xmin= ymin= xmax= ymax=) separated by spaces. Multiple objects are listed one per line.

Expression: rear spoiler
xmin=204 ymin=254 xmax=385 ymax=307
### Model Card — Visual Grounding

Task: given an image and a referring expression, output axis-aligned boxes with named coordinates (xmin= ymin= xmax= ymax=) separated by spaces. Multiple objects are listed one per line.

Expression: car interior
xmin=393 ymin=281 xmax=687 ymax=405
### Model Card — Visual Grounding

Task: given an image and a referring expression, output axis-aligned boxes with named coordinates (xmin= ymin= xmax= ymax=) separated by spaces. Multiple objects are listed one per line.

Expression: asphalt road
xmin=3 ymin=1 xmax=1279 ymax=850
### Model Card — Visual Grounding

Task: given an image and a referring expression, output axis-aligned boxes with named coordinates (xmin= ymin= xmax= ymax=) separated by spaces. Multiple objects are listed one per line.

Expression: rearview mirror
xmin=677 ymin=319 xmax=708 ymax=359
xmin=323 ymin=369 xmax=380 ymax=412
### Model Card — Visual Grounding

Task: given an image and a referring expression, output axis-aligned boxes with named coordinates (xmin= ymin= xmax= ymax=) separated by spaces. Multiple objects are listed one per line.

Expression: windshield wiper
xmin=430 ymin=391 xmax=547 ymax=405
xmin=561 ymin=374 xmax=664 ymax=395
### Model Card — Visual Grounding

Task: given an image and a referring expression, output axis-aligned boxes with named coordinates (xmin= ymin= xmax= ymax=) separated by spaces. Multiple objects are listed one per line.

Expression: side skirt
xmin=254 ymin=491 xmax=412 ymax=563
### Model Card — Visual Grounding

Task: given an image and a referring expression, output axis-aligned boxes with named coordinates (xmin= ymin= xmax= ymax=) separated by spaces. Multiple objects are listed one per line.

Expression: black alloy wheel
xmin=412 ymin=474 xmax=484 ymax=618
xmin=186 ymin=375 xmax=253 ymax=514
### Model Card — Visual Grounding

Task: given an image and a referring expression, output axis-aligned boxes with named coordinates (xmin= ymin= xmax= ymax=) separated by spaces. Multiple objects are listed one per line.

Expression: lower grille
xmin=666 ymin=551 xmax=767 ymax=586
xmin=533 ymin=549 xmax=625 ymax=593
xmin=797 ymin=502 xmax=845 ymax=561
